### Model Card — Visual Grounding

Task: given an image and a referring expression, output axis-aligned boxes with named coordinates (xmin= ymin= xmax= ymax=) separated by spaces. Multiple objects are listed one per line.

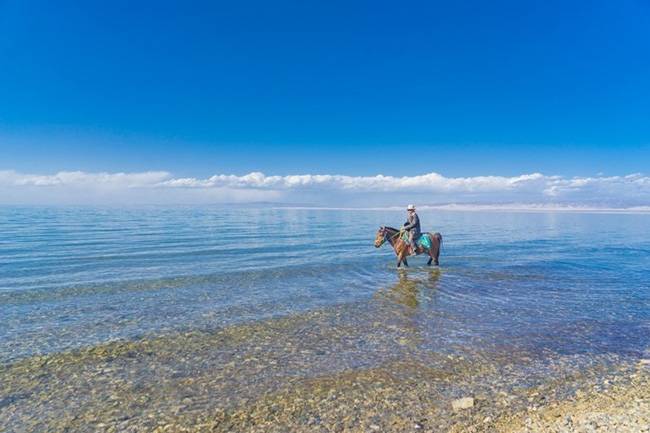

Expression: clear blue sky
xmin=1 ymin=0 xmax=649 ymax=177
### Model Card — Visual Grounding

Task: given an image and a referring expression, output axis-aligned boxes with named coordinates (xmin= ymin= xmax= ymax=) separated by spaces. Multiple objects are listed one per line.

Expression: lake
xmin=1 ymin=207 xmax=649 ymax=431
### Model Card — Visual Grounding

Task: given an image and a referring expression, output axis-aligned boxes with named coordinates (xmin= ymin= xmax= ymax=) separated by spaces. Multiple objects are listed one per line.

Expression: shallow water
xmin=1 ymin=207 xmax=649 ymax=431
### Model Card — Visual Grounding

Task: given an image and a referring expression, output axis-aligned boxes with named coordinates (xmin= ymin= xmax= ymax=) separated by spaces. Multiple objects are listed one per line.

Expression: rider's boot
xmin=409 ymin=241 xmax=418 ymax=255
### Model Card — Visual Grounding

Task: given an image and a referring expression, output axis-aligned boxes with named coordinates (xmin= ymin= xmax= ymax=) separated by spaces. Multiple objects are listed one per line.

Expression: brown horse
xmin=374 ymin=226 xmax=442 ymax=268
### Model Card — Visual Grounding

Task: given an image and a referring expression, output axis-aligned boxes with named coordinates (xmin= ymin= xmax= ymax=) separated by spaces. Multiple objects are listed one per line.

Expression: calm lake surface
xmin=1 ymin=206 xmax=649 ymax=431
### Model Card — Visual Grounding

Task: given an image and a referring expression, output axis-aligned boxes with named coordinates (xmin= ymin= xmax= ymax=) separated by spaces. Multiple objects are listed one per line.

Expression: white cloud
xmin=0 ymin=169 xmax=649 ymax=206
xmin=158 ymin=172 xmax=549 ymax=192
xmin=0 ymin=170 xmax=171 ymax=188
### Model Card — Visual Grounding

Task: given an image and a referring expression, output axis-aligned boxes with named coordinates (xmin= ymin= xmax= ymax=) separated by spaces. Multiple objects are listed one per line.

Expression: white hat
xmin=407 ymin=204 xmax=416 ymax=211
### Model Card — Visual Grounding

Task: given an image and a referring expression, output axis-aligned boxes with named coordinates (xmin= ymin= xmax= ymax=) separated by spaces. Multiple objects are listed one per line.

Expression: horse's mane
xmin=384 ymin=226 xmax=399 ymax=232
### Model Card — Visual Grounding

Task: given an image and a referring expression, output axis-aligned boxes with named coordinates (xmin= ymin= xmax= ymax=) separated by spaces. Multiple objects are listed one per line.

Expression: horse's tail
xmin=428 ymin=232 xmax=442 ymax=251
xmin=428 ymin=232 xmax=442 ymax=242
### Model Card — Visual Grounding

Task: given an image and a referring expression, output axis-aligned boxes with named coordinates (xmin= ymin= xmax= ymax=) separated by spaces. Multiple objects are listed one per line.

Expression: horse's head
xmin=374 ymin=226 xmax=387 ymax=248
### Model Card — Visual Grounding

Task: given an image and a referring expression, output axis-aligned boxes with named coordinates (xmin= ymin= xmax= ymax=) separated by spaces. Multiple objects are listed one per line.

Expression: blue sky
xmin=0 ymin=1 xmax=649 ymax=205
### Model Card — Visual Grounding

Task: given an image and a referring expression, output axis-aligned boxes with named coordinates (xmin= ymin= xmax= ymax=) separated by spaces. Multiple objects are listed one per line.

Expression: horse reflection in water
xmin=375 ymin=268 xmax=441 ymax=309
xmin=372 ymin=269 xmax=442 ymax=350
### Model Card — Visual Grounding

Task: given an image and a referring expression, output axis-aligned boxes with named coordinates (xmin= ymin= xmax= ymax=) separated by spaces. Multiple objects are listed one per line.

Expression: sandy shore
xmin=494 ymin=364 xmax=649 ymax=433
xmin=461 ymin=361 xmax=649 ymax=433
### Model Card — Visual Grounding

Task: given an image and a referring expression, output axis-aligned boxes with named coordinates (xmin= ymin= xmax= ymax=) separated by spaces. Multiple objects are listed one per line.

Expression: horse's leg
xmin=399 ymin=244 xmax=409 ymax=266
xmin=397 ymin=249 xmax=408 ymax=268
xmin=395 ymin=241 xmax=406 ymax=268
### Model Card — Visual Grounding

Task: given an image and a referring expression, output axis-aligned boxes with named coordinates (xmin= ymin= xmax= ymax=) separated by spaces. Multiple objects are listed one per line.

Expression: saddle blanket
xmin=400 ymin=232 xmax=432 ymax=250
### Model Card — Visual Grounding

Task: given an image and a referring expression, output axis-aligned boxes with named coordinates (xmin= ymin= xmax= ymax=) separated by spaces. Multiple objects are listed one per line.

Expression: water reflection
xmin=1 ymin=207 xmax=649 ymax=432
xmin=374 ymin=268 xmax=441 ymax=309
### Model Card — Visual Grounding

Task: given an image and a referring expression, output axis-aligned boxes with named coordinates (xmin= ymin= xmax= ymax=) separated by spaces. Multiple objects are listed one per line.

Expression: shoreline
xmin=490 ymin=360 xmax=649 ymax=433
xmin=1 ymin=303 xmax=648 ymax=432
xmin=207 ymin=357 xmax=649 ymax=433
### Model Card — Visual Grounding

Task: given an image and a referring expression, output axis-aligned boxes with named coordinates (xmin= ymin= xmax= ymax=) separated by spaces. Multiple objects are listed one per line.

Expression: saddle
xmin=400 ymin=232 xmax=432 ymax=254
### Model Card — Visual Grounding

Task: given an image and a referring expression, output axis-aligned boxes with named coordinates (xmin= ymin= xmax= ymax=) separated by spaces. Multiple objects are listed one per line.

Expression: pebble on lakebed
xmin=451 ymin=397 xmax=475 ymax=411
xmin=490 ymin=365 xmax=650 ymax=433
xmin=1 ymin=306 xmax=648 ymax=433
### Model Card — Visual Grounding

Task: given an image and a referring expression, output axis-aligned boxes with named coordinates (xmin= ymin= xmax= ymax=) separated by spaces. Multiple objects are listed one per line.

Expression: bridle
xmin=376 ymin=226 xmax=401 ymax=247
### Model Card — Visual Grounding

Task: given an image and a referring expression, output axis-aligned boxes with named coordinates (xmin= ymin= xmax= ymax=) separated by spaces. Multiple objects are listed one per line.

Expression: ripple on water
xmin=0 ymin=207 xmax=649 ymax=430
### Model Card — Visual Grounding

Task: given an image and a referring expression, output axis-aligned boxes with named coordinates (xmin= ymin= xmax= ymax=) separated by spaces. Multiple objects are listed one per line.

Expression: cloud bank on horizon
xmin=0 ymin=169 xmax=649 ymax=207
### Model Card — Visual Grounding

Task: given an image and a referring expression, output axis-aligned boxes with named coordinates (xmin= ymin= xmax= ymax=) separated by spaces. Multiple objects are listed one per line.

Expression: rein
xmin=384 ymin=228 xmax=403 ymax=243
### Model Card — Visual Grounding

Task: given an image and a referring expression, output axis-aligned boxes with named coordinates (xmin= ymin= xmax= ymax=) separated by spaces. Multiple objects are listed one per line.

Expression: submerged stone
xmin=451 ymin=397 xmax=474 ymax=411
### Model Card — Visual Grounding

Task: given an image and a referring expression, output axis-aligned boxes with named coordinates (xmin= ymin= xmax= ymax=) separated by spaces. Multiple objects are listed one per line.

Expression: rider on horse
xmin=402 ymin=204 xmax=421 ymax=254
xmin=374 ymin=208 xmax=442 ymax=267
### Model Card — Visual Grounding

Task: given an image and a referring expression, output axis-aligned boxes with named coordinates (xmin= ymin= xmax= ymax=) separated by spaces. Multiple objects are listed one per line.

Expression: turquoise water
xmin=1 ymin=206 xmax=648 ymax=364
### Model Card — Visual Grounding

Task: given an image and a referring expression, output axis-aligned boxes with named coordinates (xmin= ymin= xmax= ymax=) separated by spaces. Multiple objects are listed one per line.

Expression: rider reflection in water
xmin=403 ymin=204 xmax=421 ymax=253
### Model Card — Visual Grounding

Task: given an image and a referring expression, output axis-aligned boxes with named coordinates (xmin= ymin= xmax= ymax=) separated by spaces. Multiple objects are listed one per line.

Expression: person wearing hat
xmin=402 ymin=204 xmax=421 ymax=253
